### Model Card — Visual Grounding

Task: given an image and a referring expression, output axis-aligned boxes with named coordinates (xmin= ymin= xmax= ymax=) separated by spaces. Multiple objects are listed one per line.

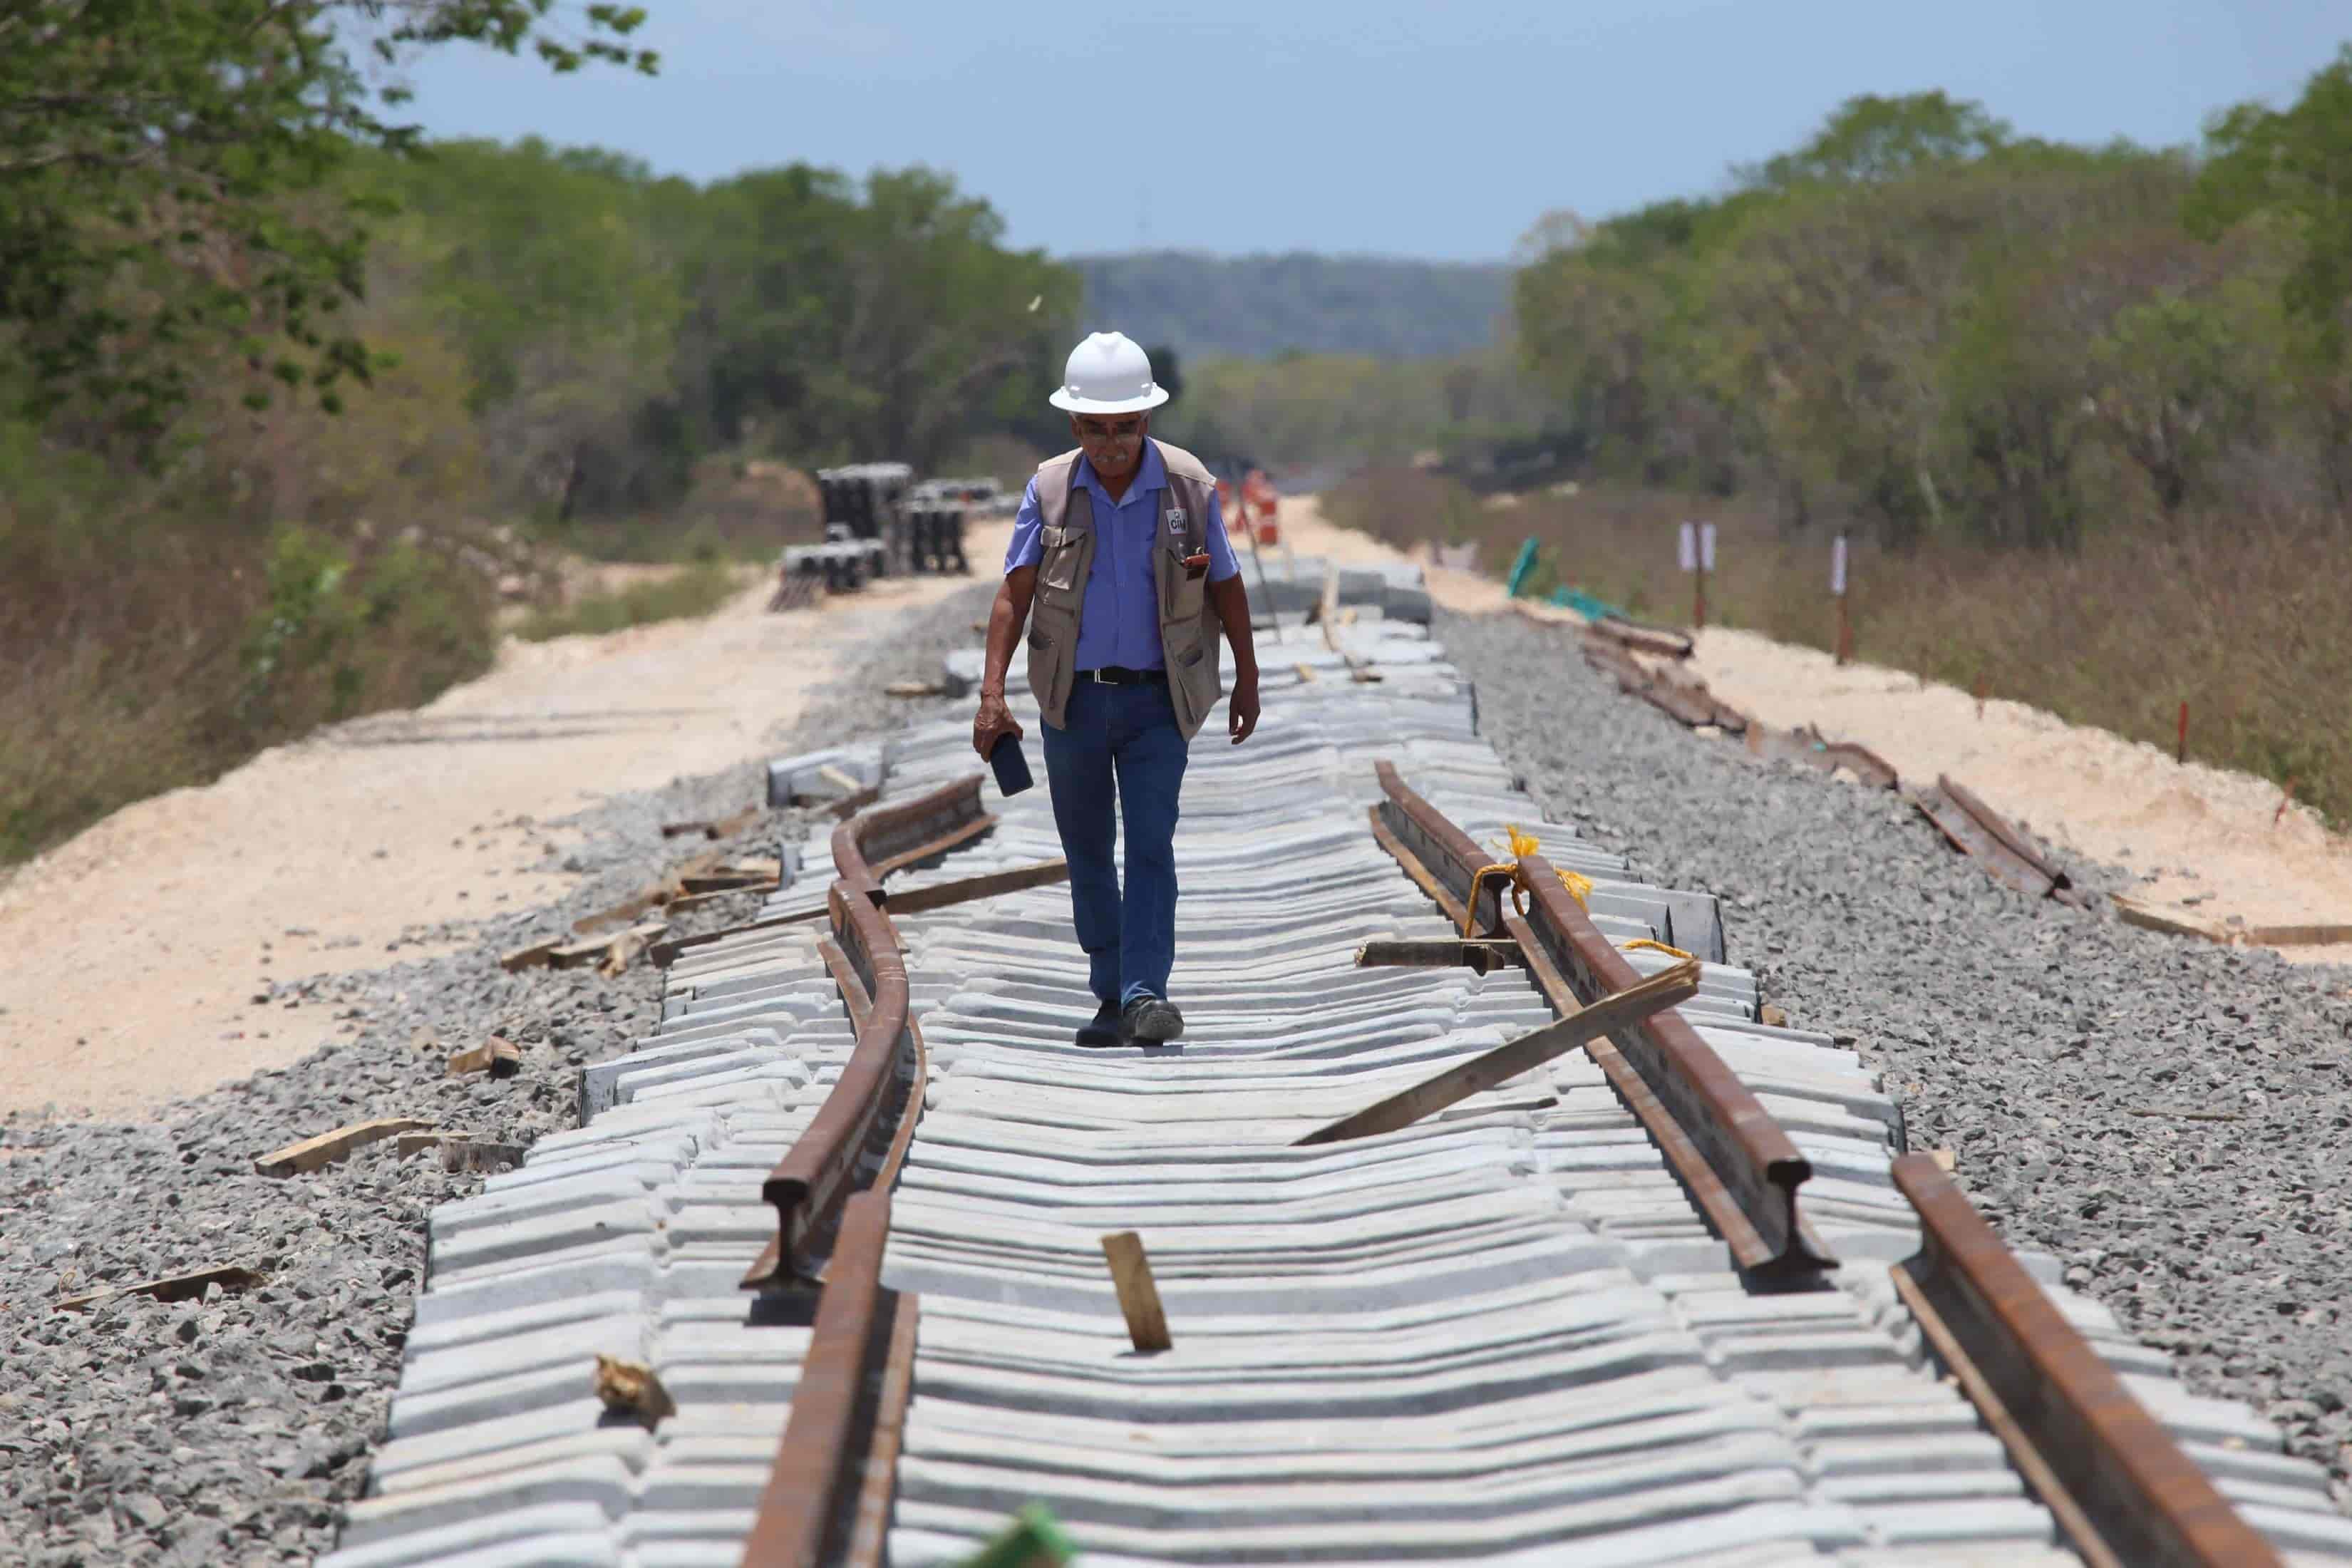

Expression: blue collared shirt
xmin=1004 ymin=443 xmax=1240 ymax=671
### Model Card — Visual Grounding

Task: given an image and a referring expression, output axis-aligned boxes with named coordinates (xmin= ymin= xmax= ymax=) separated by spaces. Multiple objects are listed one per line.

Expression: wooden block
xmin=662 ymin=884 xmax=778 ymax=914
xmin=1294 ymin=662 xmax=1317 ymax=682
xmin=55 ymin=1262 xmax=261 ymax=1313
xmin=1099 ymin=1232 xmax=1172 ymax=1352
xmin=497 ymin=938 xmax=562 ymax=973
xmin=570 ymin=888 xmax=669 ymax=937
xmin=395 ymin=1131 xmax=449 ymax=1157
xmin=2113 ymin=894 xmax=2230 ymax=945
xmin=445 ymin=1036 xmax=521 ymax=1079
xmin=1296 ymin=959 xmax=1702 ymax=1146
xmin=547 ymin=936 xmax=617 ymax=969
xmin=1930 ymin=1147 xmax=1956 ymax=1173
xmin=815 ymin=763 xmax=865 ymax=796
xmin=254 ymin=1118 xmax=433 ymax=1177
xmin=594 ymin=1354 xmax=676 ymax=1428
xmin=2243 ymin=922 xmax=2352 ymax=948
xmin=1760 ymin=1004 xmax=1790 ymax=1028
xmin=884 ymin=681 xmax=948 ymax=698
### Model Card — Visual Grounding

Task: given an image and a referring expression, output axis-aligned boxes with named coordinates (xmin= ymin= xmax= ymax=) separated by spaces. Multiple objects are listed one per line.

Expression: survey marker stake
xmin=1099 ymin=1231 xmax=1172 ymax=1352
xmin=1294 ymin=958 xmax=1701 ymax=1147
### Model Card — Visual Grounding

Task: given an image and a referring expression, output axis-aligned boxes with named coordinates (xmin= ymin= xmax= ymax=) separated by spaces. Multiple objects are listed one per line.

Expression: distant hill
xmin=1071 ymin=251 xmax=1511 ymax=361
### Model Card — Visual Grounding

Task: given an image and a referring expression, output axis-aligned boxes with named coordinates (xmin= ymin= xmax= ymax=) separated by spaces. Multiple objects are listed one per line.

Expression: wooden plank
xmin=1294 ymin=958 xmax=1701 ymax=1146
xmin=56 ymin=1262 xmax=260 ymax=1313
xmin=816 ymin=763 xmax=865 ymax=796
xmin=497 ymin=937 xmax=563 ymax=974
xmin=445 ymin=1036 xmax=521 ymax=1079
xmin=870 ymin=813 xmax=996 ymax=881
xmin=2113 ymin=894 xmax=2230 ymax=944
xmin=569 ymin=889 xmax=669 ymax=937
xmin=1099 ymin=1231 xmax=1172 ymax=1351
xmin=2243 ymin=922 xmax=2352 ymax=948
xmin=254 ymin=1117 xmax=432 ymax=1177
xmin=1355 ymin=938 xmax=1522 ymax=975
xmin=662 ymin=883 xmax=778 ymax=914
xmin=884 ymin=857 xmax=1070 ymax=914
xmin=440 ymin=1140 xmax=528 ymax=1173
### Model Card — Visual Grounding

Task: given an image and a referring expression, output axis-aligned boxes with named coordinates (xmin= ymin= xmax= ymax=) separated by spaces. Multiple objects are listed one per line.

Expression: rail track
xmin=324 ymin=604 xmax=2352 ymax=1567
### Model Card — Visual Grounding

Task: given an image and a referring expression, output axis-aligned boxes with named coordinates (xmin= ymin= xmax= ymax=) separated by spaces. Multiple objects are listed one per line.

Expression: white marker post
xmin=1831 ymin=533 xmax=1852 ymax=665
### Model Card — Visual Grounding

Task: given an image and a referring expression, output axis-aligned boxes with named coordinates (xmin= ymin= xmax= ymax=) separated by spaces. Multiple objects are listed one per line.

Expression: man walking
xmin=971 ymin=331 xmax=1262 ymax=1047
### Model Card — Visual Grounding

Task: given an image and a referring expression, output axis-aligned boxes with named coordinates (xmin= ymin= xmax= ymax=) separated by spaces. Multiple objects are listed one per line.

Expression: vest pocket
xmin=1160 ymin=549 xmax=1207 ymax=621
xmin=1039 ymin=526 xmax=1085 ymax=594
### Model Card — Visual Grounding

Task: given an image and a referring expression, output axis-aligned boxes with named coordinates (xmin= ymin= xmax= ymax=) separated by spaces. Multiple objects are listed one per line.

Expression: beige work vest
xmin=1026 ymin=440 xmax=1225 ymax=739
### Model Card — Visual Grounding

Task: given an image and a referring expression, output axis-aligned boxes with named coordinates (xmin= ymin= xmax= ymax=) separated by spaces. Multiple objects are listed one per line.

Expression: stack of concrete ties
xmin=878 ymin=622 xmax=2073 ymax=1565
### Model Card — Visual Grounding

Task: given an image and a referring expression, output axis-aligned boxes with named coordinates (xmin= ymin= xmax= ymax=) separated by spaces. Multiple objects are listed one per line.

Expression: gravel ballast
xmin=0 ymin=582 xmax=995 ymax=1566
xmin=1438 ymin=607 xmax=2352 ymax=1506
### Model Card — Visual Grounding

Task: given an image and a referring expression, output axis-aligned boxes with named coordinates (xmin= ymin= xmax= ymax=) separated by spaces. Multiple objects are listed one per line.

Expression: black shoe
xmin=1075 ymin=999 xmax=1123 ymax=1048
xmin=1120 ymin=994 xmax=1185 ymax=1043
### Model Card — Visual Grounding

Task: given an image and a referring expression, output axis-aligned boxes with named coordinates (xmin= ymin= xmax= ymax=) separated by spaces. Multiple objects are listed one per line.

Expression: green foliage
xmin=1158 ymin=348 xmax=1556 ymax=473
xmin=1512 ymin=88 xmax=2323 ymax=550
xmin=0 ymin=0 xmax=651 ymax=450
xmin=1073 ymin=252 xmax=1510 ymax=361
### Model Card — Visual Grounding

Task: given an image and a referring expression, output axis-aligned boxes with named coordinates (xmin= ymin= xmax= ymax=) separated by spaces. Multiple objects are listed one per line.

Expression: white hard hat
xmin=1048 ymin=331 xmax=1169 ymax=415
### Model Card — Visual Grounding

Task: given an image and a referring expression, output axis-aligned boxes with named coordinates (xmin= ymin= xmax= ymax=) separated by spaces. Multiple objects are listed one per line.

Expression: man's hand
xmin=973 ymin=688 xmax=1023 ymax=760
xmin=1227 ymin=670 xmax=1260 ymax=746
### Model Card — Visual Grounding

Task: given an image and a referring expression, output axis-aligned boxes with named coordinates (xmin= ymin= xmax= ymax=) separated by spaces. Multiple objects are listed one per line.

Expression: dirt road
xmin=1278 ymin=495 xmax=2352 ymax=956
xmin=0 ymin=534 xmax=1007 ymax=1119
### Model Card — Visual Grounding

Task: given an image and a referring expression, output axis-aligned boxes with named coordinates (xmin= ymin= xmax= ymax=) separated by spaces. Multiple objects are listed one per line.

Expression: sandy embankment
xmin=0 ymin=526 xmax=1009 ymax=1120
xmin=1276 ymin=495 xmax=2352 ymax=958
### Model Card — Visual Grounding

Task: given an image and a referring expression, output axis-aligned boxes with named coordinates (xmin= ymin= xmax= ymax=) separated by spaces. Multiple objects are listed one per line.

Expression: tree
xmin=0 ymin=1 xmax=655 ymax=448
xmin=1145 ymin=343 xmax=1182 ymax=406
xmin=1740 ymin=91 xmax=2011 ymax=190
xmin=2188 ymin=45 xmax=2352 ymax=497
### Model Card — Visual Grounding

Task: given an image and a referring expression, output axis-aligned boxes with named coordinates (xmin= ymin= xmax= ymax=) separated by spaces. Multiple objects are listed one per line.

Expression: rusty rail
xmin=742 ymin=776 xmax=998 ymax=1289
xmin=1890 ymin=1155 xmax=2280 ymax=1568
xmin=1914 ymin=773 xmax=2083 ymax=905
xmin=740 ymin=1189 xmax=917 ymax=1568
xmin=1372 ymin=761 xmax=1828 ymax=1281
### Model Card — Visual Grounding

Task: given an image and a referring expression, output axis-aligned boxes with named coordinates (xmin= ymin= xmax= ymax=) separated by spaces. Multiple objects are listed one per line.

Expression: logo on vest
xmin=1166 ymin=508 xmax=1186 ymax=535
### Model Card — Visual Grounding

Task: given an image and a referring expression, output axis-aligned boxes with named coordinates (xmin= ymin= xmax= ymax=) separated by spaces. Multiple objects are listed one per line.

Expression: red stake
xmin=1834 ymin=596 xmax=1853 ymax=666
xmin=2177 ymin=701 xmax=2189 ymax=765
xmin=1974 ymin=676 xmax=1987 ymax=720
xmin=2276 ymin=778 xmax=2297 ymax=828
xmin=1693 ymin=564 xmax=1707 ymax=632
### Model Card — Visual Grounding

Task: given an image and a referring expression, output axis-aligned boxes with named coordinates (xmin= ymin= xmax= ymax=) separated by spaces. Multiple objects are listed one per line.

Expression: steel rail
xmin=740 ymin=1188 xmax=914 ymax=1568
xmin=1914 ymin=773 xmax=2084 ymax=906
xmin=741 ymin=775 xmax=996 ymax=1286
xmin=741 ymin=880 xmax=916 ymax=1291
xmin=1372 ymin=761 xmax=1830 ymax=1281
xmin=1889 ymin=1154 xmax=2281 ymax=1568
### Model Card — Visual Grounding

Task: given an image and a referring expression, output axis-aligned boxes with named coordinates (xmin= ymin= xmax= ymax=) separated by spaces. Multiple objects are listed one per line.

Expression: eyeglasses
xmin=1076 ymin=418 xmax=1143 ymax=442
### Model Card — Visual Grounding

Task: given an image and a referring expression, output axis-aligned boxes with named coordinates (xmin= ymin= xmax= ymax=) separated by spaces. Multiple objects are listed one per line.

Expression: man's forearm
xmin=981 ymin=578 xmax=1028 ymax=695
xmin=1209 ymin=576 xmax=1258 ymax=679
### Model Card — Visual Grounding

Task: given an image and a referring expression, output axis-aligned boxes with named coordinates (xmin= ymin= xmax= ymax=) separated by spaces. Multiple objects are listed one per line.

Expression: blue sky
xmin=376 ymin=1 xmax=2348 ymax=262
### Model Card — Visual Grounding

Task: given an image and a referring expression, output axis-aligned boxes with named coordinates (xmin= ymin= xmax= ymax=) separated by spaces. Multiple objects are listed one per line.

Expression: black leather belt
xmin=1076 ymin=666 xmax=1167 ymax=686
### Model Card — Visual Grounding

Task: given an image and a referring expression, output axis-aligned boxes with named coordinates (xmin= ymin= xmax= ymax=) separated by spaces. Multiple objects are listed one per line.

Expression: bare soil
xmin=0 ymin=527 xmax=1009 ymax=1119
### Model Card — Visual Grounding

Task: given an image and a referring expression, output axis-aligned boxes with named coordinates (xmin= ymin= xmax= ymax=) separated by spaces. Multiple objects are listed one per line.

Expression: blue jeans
xmin=1041 ymin=678 xmax=1189 ymax=1006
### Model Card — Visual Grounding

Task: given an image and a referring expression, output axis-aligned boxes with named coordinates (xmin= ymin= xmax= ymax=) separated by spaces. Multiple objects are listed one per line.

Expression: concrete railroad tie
xmin=323 ymin=619 xmax=2352 ymax=1568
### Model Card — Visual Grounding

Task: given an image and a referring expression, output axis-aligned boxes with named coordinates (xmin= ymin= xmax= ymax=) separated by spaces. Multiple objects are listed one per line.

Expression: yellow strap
xmin=1487 ymin=825 xmax=1594 ymax=914
xmin=1619 ymin=937 xmax=1693 ymax=961
xmin=1463 ymin=862 xmax=1528 ymax=937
